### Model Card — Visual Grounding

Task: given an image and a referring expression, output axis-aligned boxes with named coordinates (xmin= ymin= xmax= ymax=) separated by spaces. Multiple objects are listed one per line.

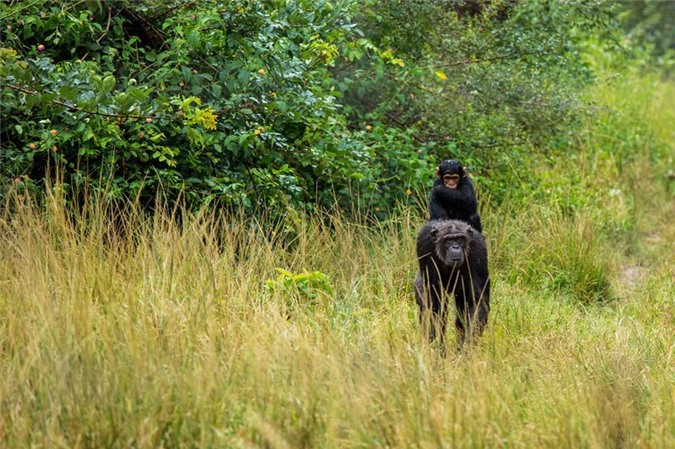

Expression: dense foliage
xmin=1 ymin=0 xmax=370 ymax=213
xmin=0 ymin=0 xmax=664 ymax=216
xmin=619 ymin=0 xmax=675 ymax=60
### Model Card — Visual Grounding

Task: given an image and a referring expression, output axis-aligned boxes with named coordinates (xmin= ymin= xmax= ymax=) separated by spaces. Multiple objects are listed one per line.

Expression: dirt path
xmin=619 ymin=184 xmax=674 ymax=287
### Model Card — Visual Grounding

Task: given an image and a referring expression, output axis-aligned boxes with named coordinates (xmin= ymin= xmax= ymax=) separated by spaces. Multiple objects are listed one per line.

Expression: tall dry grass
xmin=0 ymin=189 xmax=672 ymax=448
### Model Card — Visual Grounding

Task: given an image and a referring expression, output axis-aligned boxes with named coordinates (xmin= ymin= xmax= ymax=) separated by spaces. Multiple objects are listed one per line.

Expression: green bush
xmin=1 ymin=0 xmax=371 ymax=213
xmin=265 ymin=268 xmax=334 ymax=312
xmin=336 ymin=0 xmax=621 ymax=197
xmin=0 ymin=0 xmax=638 ymax=216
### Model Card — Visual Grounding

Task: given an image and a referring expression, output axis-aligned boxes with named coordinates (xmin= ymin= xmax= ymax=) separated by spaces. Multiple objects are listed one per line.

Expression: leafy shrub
xmin=265 ymin=268 xmax=334 ymax=313
xmin=335 ymin=0 xmax=622 ymax=203
xmin=0 ymin=0 xmax=631 ymax=216
xmin=1 ymin=0 xmax=371 ymax=213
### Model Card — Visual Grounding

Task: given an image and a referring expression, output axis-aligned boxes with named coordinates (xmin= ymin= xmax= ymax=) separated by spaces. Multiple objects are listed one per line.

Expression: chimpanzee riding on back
xmin=428 ymin=159 xmax=482 ymax=232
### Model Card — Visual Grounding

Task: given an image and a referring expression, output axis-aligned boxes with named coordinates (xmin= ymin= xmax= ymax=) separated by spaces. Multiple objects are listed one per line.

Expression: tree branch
xmin=0 ymin=0 xmax=42 ymax=20
xmin=149 ymin=1 xmax=197 ymax=22
xmin=1 ymin=83 xmax=146 ymax=120
xmin=440 ymin=50 xmax=546 ymax=68
xmin=96 ymin=6 xmax=113 ymax=44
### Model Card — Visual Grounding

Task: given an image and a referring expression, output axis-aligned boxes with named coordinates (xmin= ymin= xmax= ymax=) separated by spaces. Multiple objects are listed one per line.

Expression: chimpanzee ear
xmin=436 ymin=167 xmax=442 ymax=178
xmin=430 ymin=226 xmax=439 ymax=242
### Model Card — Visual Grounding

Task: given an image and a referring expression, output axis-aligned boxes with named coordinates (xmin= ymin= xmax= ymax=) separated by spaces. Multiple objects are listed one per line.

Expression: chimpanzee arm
xmin=429 ymin=196 xmax=450 ymax=219
xmin=428 ymin=179 xmax=450 ymax=219
xmin=469 ymin=213 xmax=483 ymax=233
xmin=433 ymin=179 xmax=478 ymax=215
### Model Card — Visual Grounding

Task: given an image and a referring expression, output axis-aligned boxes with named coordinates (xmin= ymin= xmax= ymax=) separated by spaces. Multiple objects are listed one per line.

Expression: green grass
xmin=0 ymin=74 xmax=673 ymax=448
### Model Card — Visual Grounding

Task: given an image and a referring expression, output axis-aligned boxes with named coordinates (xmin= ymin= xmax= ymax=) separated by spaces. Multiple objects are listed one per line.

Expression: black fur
xmin=414 ymin=219 xmax=490 ymax=353
xmin=428 ymin=160 xmax=482 ymax=232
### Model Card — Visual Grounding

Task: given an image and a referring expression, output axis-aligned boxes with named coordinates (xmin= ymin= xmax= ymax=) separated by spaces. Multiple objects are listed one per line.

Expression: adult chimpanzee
xmin=414 ymin=219 xmax=490 ymax=354
xmin=428 ymin=160 xmax=482 ymax=232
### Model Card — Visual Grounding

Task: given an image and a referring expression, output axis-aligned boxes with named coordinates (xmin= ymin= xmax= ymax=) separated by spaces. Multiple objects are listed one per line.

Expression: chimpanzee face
xmin=443 ymin=173 xmax=461 ymax=189
xmin=430 ymin=226 xmax=470 ymax=268
xmin=440 ymin=233 xmax=467 ymax=266
xmin=437 ymin=160 xmax=465 ymax=190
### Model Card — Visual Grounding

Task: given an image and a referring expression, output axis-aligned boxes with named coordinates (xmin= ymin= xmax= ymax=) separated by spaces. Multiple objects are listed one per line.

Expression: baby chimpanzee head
xmin=437 ymin=160 xmax=465 ymax=189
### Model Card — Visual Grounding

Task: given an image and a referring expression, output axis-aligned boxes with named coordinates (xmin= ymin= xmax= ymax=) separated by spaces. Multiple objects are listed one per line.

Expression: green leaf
xmin=238 ymin=133 xmax=251 ymax=145
xmin=187 ymin=30 xmax=201 ymax=47
xmin=101 ymin=75 xmax=116 ymax=94
xmin=83 ymin=129 xmax=95 ymax=142
xmin=26 ymin=94 xmax=42 ymax=108
xmin=59 ymin=85 xmax=79 ymax=101
xmin=237 ymin=70 xmax=250 ymax=86
xmin=275 ymin=268 xmax=294 ymax=278
xmin=181 ymin=65 xmax=192 ymax=82
xmin=129 ymin=87 xmax=148 ymax=101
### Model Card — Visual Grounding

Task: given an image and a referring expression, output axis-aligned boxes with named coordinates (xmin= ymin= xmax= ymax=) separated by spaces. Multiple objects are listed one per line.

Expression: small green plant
xmin=265 ymin=268 xmax=334 ymax=304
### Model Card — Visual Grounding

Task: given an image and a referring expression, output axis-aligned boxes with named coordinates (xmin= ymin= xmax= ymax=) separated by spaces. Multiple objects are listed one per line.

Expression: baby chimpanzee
xmin=428 ymin=159 xmax=482 ymax=232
